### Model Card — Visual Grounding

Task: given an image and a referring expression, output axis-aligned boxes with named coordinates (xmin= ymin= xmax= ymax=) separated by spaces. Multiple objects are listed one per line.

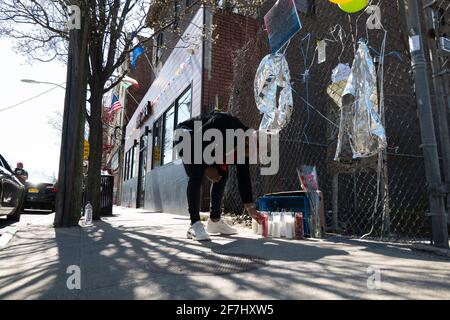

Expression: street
xmin=0 ymin=207 xmax=449 ymax=300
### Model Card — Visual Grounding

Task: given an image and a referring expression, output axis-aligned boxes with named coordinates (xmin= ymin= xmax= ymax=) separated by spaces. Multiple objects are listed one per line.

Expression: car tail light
xmin=46 ymin=185 xmax=58 ymax=193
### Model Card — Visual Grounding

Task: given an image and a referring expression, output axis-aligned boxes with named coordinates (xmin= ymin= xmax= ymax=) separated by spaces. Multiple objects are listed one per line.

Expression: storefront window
xmin=130 ymin=145 xmax=135 ymax=179
xmin=162 ymin=105 xmax=175 ymax=165
xmin=150 ymin=86 xmax=192 ymax=168
xmin=176 ymin=87 xmax=192 ymax=126
xmin=152 ymin=118 xmax=163 ymax=168
xmin=124 ymin=151 xmax=129 ymax=181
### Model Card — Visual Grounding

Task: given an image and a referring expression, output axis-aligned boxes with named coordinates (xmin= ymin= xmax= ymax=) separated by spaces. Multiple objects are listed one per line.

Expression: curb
xmin=0 ymin=227 xmax=18 ymax=248
xmin=411 ymin=243 xmax=450 ymax=258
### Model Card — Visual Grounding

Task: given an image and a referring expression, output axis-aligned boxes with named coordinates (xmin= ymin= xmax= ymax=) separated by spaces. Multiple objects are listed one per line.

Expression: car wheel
xmin=7 ymin=194 xmax=24 ymax=222
xmin=7 ymin=206 xmax=21 ymax=222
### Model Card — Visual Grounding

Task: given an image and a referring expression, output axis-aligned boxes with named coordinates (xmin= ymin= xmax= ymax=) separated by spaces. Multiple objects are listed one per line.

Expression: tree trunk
xmin=86 ymin=88 xmax=104 ymax=220
xmin=54 ymin=2 xmax=89 ymax=227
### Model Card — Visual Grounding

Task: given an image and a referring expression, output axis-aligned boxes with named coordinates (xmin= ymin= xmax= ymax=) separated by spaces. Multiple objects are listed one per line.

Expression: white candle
xmin=269 ymin=216 xmax=273 ymax=236
xmin=285 ymin=215 xmax=294 ymax=239
xmin=252 ymin=219 xmax=258 ymax=234
xmin=272 ymin=212 xmax=280 ymax=238
xmin=280 ymin=212 xmax=286 ymax=237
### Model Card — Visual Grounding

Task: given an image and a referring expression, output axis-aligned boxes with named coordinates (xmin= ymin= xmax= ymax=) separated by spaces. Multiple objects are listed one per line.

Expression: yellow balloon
xmin=338 ymin=0 xmax=369 ymax=13
xmin=328 ymin=0 xmax=353 ymax=4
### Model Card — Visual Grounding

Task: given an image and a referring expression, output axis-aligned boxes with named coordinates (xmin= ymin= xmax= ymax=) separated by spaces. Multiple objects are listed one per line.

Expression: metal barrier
xmin=81 ymin=174 xmax=114 ymax=216
xmin=100 ymin=175 xmax=114 ymax=216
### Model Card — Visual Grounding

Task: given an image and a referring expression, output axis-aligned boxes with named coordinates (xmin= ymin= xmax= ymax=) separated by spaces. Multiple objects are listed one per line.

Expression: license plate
xmin=28 ymin=188 xmax=39 ymax=193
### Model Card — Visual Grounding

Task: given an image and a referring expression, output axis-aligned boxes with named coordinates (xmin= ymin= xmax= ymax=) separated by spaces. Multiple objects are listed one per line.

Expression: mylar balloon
xmin=328 ymin=0 xmax=354 ymax=4
xmin=338 ymin=0 xmax=368 ymax=13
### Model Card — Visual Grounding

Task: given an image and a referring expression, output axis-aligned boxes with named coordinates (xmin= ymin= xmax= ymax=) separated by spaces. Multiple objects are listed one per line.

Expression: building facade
xmin=103 ymin=39 xmax=154 ymax=205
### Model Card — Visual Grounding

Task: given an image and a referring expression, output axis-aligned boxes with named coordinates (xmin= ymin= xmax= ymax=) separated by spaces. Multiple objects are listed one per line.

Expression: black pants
xmin=183 ymin=164 xmax=228 ymax=225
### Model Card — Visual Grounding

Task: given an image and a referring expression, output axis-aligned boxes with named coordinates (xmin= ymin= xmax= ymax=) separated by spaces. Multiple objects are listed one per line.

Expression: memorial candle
xmin=252 ymin=219 xmax=258 ymax=234
xmin=285 ymin=214 xmax=294 ymax=239
xmin=272 ymin=212 xmax=280 ymax=238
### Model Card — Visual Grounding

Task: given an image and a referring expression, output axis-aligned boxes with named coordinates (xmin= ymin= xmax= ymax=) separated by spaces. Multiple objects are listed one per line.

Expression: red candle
xmin=261 ymin=213 xmax=269 ymax=237
xmin=295 ymin=212 xmax=304 ymax=240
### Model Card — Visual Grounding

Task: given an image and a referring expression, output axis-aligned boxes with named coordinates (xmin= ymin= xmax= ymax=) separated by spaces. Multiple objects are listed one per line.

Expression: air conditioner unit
xmin=438 ymin=37 xmax=450 ymax=56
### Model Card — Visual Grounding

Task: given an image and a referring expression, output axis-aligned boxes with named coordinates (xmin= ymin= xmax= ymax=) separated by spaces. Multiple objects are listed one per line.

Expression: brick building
xmin=102 ymin=39 xmax=154 ymax=205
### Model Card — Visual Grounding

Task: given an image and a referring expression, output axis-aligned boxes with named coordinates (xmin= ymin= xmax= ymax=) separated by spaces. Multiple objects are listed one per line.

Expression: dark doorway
xmin=137 ymin=134 xmax=148 ymax=208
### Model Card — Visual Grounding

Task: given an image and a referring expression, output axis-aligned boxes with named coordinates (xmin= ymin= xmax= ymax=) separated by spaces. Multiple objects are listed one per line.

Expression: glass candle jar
xmin=295 ymin=212 xmax=304 ymax=240
xmin=252 ymin=219 xmax=258 ymax=234
xmin=285 ymin=213 xmax=294 ymax=239
xmin=261 ymin=213 xmax=269 ymax=237
xmin=272 ymin=212 xmax=281 ymax=238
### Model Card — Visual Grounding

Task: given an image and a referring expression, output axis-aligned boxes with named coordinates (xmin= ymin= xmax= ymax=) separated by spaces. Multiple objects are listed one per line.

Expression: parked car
xmin=0 ymin=153 xmax=25 ymax=221
xmin=24 ymin=175 xmax=57 ymax=212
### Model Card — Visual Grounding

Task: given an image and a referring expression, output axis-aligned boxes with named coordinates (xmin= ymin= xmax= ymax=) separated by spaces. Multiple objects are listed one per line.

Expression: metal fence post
xmin=403 ymin=0 xmax=449 ymax=247
xmin=422 ymin=0 xmax=450 ymax=221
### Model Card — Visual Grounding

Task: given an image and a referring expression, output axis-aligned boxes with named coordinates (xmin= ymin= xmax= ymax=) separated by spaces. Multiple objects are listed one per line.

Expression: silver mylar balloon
xmin=334 ymin=40 xmax=387 ymax=161
xmin=254 ymin=53 xmax=293 ymax=131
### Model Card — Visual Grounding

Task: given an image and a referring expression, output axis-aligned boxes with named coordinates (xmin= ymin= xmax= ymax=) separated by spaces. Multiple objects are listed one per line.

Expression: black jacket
xmin=176 ymin=112 xmax=253 ymax=204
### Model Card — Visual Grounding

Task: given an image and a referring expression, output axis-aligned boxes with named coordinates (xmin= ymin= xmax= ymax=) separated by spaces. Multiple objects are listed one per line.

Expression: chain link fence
xmin=223 ymin=0 xmax=450 ymax=241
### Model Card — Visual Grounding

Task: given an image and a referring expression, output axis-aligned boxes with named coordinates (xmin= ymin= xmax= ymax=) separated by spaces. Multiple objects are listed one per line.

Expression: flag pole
xmin=126 ymin=90 xmax=140 ymax=105
xmin=143 ymin=50 xmax=156 ymax=75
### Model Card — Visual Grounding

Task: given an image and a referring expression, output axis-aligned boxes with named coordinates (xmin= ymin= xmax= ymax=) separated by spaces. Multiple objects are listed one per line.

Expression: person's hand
xmin=205 ymin=167 xmax=222 ymax=183
xmin=244 ymin=203 xmax=262 ymax=224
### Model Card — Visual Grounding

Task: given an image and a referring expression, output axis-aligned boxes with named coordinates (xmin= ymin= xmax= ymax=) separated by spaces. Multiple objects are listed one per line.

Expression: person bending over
xmin=175 ymin=111 xmax=262 ymax=241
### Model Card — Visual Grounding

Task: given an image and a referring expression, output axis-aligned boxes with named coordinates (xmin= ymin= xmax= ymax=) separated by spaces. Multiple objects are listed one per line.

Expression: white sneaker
xmin=206 ymin=218 xmax=237 ymax=235
xmin=187 ymin=221 xmax=211 ymax=241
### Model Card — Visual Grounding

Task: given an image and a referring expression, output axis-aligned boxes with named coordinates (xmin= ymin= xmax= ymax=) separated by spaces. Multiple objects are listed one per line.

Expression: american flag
xmin=110 ymin=95 xmax=123 ymax=113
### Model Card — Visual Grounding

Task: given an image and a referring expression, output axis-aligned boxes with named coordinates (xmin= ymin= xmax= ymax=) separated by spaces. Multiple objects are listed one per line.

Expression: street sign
xmin=83 ymin=140 xmax=90 ymax=160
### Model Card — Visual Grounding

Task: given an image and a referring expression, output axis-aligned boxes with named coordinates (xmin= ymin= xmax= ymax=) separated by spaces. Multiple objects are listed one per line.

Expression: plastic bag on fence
xmin=327 ymin=63 xmax=352 ymax=108
xmin=254 ymin=53 xmax=293 ymax=131
xmin=334 ymin=40 xmax=387 ymax=161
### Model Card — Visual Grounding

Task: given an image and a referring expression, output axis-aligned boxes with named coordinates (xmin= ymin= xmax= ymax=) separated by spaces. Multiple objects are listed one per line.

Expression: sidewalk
xmin=0 ymin=207 xmax=449 ymax=299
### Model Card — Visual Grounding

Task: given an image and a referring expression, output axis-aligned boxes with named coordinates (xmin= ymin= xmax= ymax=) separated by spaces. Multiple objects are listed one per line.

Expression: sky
xmin=0 ymin=38 xmax=66 ymax=179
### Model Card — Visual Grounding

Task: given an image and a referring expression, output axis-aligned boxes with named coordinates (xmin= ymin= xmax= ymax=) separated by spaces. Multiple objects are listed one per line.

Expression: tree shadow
xmin=204 ymin=236 xmax=349 ymax=262
xmin=1 ymin=215 xmax=449 ymax=300
xmin=325 ymin=236 xmax=450 ymax=262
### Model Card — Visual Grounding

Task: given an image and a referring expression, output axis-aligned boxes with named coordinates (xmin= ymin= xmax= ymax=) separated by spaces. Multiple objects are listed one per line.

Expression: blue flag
xmin=130 ymin=32 xmax=144 ymax=70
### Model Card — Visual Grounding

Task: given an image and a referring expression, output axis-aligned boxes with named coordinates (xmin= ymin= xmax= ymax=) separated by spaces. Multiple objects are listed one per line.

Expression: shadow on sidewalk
xmin=1 ymin=217 xmax=449 ymax=300
xmin=204 ymin=236 xmax=349 ymax=262
xmin=324 ymin=236 xmax=450 ymax=262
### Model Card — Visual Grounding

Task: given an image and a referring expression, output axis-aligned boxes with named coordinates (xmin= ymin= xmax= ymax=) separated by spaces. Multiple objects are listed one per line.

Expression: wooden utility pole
xmin=54 ymin=0 xmax=89 ymax=227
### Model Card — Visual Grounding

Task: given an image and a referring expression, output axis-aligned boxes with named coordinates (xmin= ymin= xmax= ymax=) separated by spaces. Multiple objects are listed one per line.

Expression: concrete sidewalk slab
xmin=0 ymin=207 xmax=449 ymax=300
xmin=0 ymin=226 xmax=17 ymax=248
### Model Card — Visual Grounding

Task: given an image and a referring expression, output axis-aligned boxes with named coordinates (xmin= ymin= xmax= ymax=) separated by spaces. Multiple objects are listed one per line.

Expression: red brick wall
xmin=124 ymin=40 xmax=154 ymax=127
xmin=202 ymin=11 xmax=259 ymax=112
xmin=200 ymin=11 xmax=259 ymax=211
